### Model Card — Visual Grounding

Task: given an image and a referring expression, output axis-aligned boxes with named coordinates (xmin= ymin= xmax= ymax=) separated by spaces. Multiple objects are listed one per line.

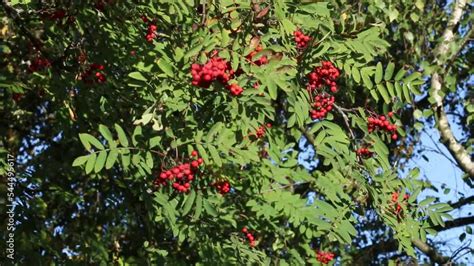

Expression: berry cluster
xmin=255 ymin=123 xmax=272 ymax=138
xmin=241 ymin=227 xmax=256 ymax=247
xmin=293 ymin=30 xmax=311 ymax=49
xmin=307 ymin=61 xmax=340 ymax=92
xmin=28 ymin=57 xmax=51 ymax=72
xmin=214 ymin=181 xmax=231 ymax=195
xmin=141 ymin=16 xmax=158 ymax=42
xmin=227 ymin=83 xmax=244 ymax=96
xmin=316 ymin=250 xmax=335 ymax=264
xmin=356 ymin=146 xmax=374 ymax=158
xmin=95 ymin=0 xmax=113 ymax=11
xmin=154 ymin=151 xmax=203 ymax=193
xmin=12 ymin=93 xmax=23 ymax=103
xmin=367 ymin=114 xmax=398 ymax=140
xmin=246 ymin=45 xmax=268 ymax=66
xmin=391 ymin=192 xmax=409 ymax=215
xmin=81 ymin=63 xmax=106 ymax=84
xmin=310 ymin=94 xmax=334 ymax=120
xmin=191 ymin=56 xmax=243 ymax=96
xmin=42 ymin=9 xmax=66 ymax=21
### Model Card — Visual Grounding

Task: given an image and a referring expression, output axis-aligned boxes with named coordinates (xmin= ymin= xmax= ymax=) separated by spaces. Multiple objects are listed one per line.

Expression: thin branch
xmin=446 ymin=26 xmax=474 ymax=72
xmin=431 ymin=215 xmax=474 ymax=231
xmin=430 ymin=0 xmax=474 ymax=178
xmin=334 ymin=104 xmax=355 ymax=140
xmin=449 ymin=195 xmax=474 ymax=209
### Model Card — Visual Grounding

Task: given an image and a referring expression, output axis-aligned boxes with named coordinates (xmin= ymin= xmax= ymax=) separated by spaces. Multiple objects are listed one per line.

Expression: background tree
xmin=0 ymin=0 xmax=472 ymax=265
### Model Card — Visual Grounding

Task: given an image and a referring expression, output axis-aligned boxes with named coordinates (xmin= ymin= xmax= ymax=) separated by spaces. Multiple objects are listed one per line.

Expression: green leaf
xmin=386 ymin=82 xmax=396 ymax=98
xmin=85 ymin=153 xmax=97 ymax=174
xmin=94 ymin=151 xmax=107 ymax=173
xmin=203 ymin=199 xmax=218 ymax=217
xmin=72 ymin=155 xmax=89 ymax=167
xmin=208 ymin=145 xmax=222 ymax=167
xmin=79 ymin=133 xmax=104 ymax=150
xmin=128 ymin=72 xmax=147 ymax=82
xmin=361 ymin=68 xmax=373 ymax=89
xmin=157 ymin=58 xmax=174 ymax=77
xmin=375 ymin=62 xmax=383 ymax=84
xmin=99 ymin=124 xmax=114 ymax=142
xmin=351 ymin=66 xmax=361 ymax=84
xmin=115 ymin=124 xmax=129 ymax=147
xmin=403 ymin=72 xmax=422 ymax=83
xmin=207 ymin=122 xmax=223 ymax=143
xmin=394 ymin=68 xmax=406 ymax=81
xmin=384 ymin=62 xmax=395 ymax=81
xmin=121 ymin=152 xmax=131 ymax=169
xmin=146 ymin=151 xmax=154 ymax=169
xmin=193 ymin=192 xmax=203 ymax=221
xmin=377 ymin=84 xmax=391 ymax=104
xmin=105 ymin=150 xmax=118 ymax=169
xmin=184 ymin=44 xmax=203 ymax=60
xmin=182 ymin=189 xmax=196 ymax=216
xmin=79 ymin=134 xmax=92 ymax=151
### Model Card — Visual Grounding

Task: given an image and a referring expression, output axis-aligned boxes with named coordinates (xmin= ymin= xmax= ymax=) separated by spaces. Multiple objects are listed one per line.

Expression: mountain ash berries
xmin=81 ymin=63 xmax=106 ymax=84
xmin=310 ymin=94 xmax=334 ymax=120
xmin=191 ymin=56 xmax=244 ymax=96
xmin=367 ymin=114 xmax=398 ymax=140
xmin=154 ymin=151 xmax=203 ymax=193
xmin=293 ymin=30 xmax=311 ymax=49
xmin=242 ymin=227 xmax=256 ymax=247
xmin=307 ymin=61 xmax=340 ymax=92
xmin=246 ymin=45 xmax=268 ymax=66
xmin=316 ymin=250 xmax=335 ymax=264
xmin=214 ymin=181 xmax=231 ymax=195
xmin=391 ymin=192 xmax=409 ymax=215
xmin=356 ymin=146 xmax=373 ymax=158
xmin=141 ymin=16 xmax=158 ymax=42
xmin=28 ymin=57 xmax=51 ymax=72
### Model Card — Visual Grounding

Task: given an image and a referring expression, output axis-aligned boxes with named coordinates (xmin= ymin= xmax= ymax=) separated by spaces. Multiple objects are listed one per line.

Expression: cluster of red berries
xmin=316 ymin=250 xmax=335 ymax=264
xmin=154 ymin=151 xmax=203 ymax=193
xmin=214 ymin=181 xmax=231 ymax=195
xmin=391 ymin=192 xmax=409 ymax=215
xmin=191 ymin=56 xmax=244 ymax=96
xmin=246 ymin=45 xmax=268 ymax=66
xmin=307 ymin=61 xmax=340 ymax=92
xmin=227 ymin=83 xmax=244 ymax=96
xmin=241 ymin=227 xmax=256 ymax=247
xmin=42 ymin=9 xmax=66 ymax=21
xmin=367 ymin=112 xmax=398 ymax=140
xmin=12 ymin=93 xmax=23 ymax=103
xmin=255 ymin=123 xmax=272 ymax=138
xmin=81 ymin=63 xmax=106 ymax=84
xmin=141 ymin=16 xmax=158 ymax=42
xmin=293 ymin=30 xmax=311 ymax=49
xmin=95 ymin=0 xmax=113 ymax=11
xmin=28 ymin=57 xmax=51 ymax=72
xmin=310 ymin=94 xmax=334 ymax=120
xmin=355 ymin=146 xmax=374 ymax=158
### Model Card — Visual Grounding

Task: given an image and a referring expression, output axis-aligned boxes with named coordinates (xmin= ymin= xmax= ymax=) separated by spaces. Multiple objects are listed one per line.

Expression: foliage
xmin=0 ymin=0 xmax=472 ymax=265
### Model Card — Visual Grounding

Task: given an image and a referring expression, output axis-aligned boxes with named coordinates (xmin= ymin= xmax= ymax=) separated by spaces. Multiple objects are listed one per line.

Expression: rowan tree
xmin=0 ymin=0 xmax=473 ymax=265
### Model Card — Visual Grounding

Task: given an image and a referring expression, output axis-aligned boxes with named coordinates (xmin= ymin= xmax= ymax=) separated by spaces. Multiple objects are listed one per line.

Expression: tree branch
xmin=430 ymin=0 xmax=474 ymax=178
xmin=355 ymin=238 xmax=452 ymax=265
xmin=449 ymin=195 xmax=474 ymax=209
xmin=412 ymin=239 xmax=451 ymax=265
xmin=431 ymin=215 xmax=474 ymax=231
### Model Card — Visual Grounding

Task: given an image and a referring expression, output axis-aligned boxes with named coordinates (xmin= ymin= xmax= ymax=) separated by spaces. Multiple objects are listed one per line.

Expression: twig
xmin=334 ymin=104 xmax=355 ymax=140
